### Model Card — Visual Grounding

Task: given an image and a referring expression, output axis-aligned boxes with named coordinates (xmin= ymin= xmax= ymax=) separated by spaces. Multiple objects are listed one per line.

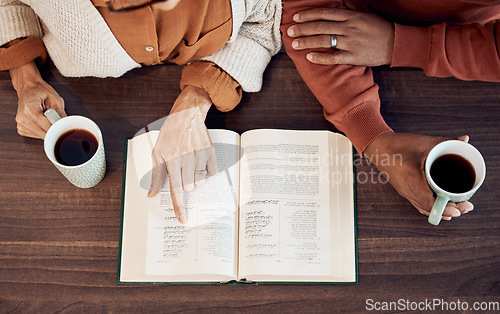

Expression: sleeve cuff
xmin=201 ymin=35 xmax=273 ymax=93
xmin=0 ymin=36 xmax=47 ymax=71
xmin=180 ymin=61 xmax=243 ymax=112
xmin=391 ymin=24 xmax=432 ymax=70
xmin=331 ymin=101 xmax=393 ymax=155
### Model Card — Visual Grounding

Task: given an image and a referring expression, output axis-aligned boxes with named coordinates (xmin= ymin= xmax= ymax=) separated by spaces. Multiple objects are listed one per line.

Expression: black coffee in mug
xmin=430 ymin=154 xmax=476 ymax=193
xmin=54 ymin=129 xmax=98 ymax=166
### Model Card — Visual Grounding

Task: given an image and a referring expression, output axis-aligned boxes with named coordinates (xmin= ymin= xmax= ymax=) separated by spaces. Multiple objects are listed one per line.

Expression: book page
xmin=119 ymin=129 xmax=240 ymax=283
xmin=237 ymin=130 xmax=332 ymax=280
xmin=328 ymin=131 xmax=356 ymax=283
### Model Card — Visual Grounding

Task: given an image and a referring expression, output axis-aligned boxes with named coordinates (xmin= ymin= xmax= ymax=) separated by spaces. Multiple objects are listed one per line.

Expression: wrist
xmin=188 ymin=85 xmax=212 ymax=115
xmin=172 ymin=85 xmax=213 ymax=117
xmin=9 ymin=61 xmax=43 ymax=93
xmin=363 ymin=131 xmax=395 ymax=165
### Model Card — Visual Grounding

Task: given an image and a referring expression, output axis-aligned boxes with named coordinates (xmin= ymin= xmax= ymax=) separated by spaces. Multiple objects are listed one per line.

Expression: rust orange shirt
xmin=282 ymin=0 xmax=500 ymax=154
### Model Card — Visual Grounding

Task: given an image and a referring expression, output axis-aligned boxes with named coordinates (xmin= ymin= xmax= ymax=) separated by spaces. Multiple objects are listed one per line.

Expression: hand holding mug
xmin=364 ymin=132 xmax=477 ymax=221
xmin=10 ymin=61 xmax=66 ymax=139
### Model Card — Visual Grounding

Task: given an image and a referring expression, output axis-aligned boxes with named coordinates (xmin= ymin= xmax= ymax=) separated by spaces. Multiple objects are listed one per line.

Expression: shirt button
xmin=145 ymin=46 xmax=154 ymax=52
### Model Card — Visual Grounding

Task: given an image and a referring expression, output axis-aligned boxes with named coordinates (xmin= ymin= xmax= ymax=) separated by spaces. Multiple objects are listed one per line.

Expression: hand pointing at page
xmin=148 ymin=86 xmax=219 ymax=224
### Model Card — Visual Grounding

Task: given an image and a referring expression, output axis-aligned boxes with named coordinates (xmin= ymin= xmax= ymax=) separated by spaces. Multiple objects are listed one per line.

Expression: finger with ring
xmin=330 ymin=34 xmax=337 ymax=49
xmin=194 ymin=168 xmax=208 ymax=187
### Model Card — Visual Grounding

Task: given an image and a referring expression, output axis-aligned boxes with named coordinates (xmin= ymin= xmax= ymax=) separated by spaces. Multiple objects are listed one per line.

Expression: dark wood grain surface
xmin=1 ymin=53 xmax=499 ymax=312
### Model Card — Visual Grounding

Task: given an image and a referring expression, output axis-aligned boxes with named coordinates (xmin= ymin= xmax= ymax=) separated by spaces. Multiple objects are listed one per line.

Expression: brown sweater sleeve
xmin=281 ymin=0 xmax=392 ymax=154
xmin=180 ymin=61 xmax=242 ymax=112
xmin=0 ymin=36 xmax=47 ymax=71
xmin=392 ymin=22 xmax=500 ymax=82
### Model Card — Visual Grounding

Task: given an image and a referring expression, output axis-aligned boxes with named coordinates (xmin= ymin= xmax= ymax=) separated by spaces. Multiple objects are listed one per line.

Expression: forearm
xmin=9 ymin=61 xmax=42 ymax=93
xmin=391 ymin=22 xmax=500 ymax=82
xmin=170 ymin=85 xmax=212 ymax=118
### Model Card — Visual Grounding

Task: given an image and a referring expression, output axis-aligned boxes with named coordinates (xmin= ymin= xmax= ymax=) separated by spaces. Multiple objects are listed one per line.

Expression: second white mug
xmin=425 ymin=140 xmax=486 ymax=226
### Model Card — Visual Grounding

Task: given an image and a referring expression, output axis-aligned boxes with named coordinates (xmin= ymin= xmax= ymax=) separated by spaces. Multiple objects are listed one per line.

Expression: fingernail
xmin=194 ymin=177 xmax=206 ymax=186
xmin=306 ymin=53 xmax=313 ymax=61
xmin=148 ymin=190 xmax=159 ymax=197
xmin=293 ymin=13 xmax=299 ymax=21
xmin=180 ymin=213 xmax=187 ymax=224
xmin=287 ymin=27 xmax=295 ymax=36
xmin=292 ymin=40 xmax=299 ymax=49
xmin=184 ymin=183 xmax=194 ymax=192
xmin=451 ymin=210 xmax=461 ymax=218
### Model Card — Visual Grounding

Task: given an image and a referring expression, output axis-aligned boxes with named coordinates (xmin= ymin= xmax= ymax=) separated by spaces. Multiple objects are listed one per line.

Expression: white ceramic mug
xmin=43 ymin=109 xmax=106 ymax=188
xmin=425 ymin=140 xmax=486 ymax=226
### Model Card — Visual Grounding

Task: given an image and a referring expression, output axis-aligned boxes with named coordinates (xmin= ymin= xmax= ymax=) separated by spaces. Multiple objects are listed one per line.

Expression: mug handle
xmin=428 ymin=194 xmax=450 ymax=226
xmin=44 ymin=108 xmax=62 ymax=124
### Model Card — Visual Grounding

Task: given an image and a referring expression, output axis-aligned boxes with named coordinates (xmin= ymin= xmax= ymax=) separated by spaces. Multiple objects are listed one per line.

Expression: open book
xmin=118 ymin=129 xmax=356 ymax=284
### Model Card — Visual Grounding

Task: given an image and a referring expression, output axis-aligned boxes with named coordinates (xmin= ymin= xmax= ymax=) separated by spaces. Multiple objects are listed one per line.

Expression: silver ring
xmin=194 ymin=170 xmax=207 ymax=175
xmin=330 ymin=34 xmax=337 ymax=49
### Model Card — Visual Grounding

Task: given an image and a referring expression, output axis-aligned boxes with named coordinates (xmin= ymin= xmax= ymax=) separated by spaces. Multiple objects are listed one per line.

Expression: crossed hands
xmin=287 ymin=7 xmax=395 ymax=66
xmin=147 ymin=86 xmax=218 ymax=224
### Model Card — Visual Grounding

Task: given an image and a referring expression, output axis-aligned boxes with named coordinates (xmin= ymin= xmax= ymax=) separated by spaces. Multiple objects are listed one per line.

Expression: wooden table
xmin=1 ymin=53 xmax=499 ymax=312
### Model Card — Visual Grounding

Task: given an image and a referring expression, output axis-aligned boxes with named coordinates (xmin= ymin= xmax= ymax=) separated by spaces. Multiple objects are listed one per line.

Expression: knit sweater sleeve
xmin=392 ymin=22 xmax=500 ymax=82
xmin=281 ymin=0 xmax=392 ymax=154
xmin=0 ymin=0 xmax=43 ymax=46
xmin=0 ymin=1 xmax=47 ymax=71
xmin=199 ymin=0 xmax=282 ymax=93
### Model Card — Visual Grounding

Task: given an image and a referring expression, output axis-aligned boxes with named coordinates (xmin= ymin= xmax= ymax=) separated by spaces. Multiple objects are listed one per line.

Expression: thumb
xmin=306 ymin=51 xmax=356 ymax=65
xmin=437 ymin=135 xmax=470 ymax=146
xmin=455 ymin=135 xmax=469 ymax=143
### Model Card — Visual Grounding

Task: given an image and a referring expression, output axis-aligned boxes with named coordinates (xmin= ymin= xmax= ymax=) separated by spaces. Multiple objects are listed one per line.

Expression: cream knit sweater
xmin=0 ymin=0 xmax=282 ymax=92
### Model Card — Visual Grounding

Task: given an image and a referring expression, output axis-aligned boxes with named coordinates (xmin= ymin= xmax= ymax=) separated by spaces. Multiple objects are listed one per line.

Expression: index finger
xmin=293 ymin=7 xmax=353 ymax=23
xmin=170 ymin=184 xmax=187 ymax=224
xmin=40 ymin=94 xmax=65 ymax=131
xmin=45 ymin=94 xmax=67 ymax=119
xmin=23 ymin=100 xmax=52 ymax=133
xmin=166 ymin=157 xmax=187 ymax=224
